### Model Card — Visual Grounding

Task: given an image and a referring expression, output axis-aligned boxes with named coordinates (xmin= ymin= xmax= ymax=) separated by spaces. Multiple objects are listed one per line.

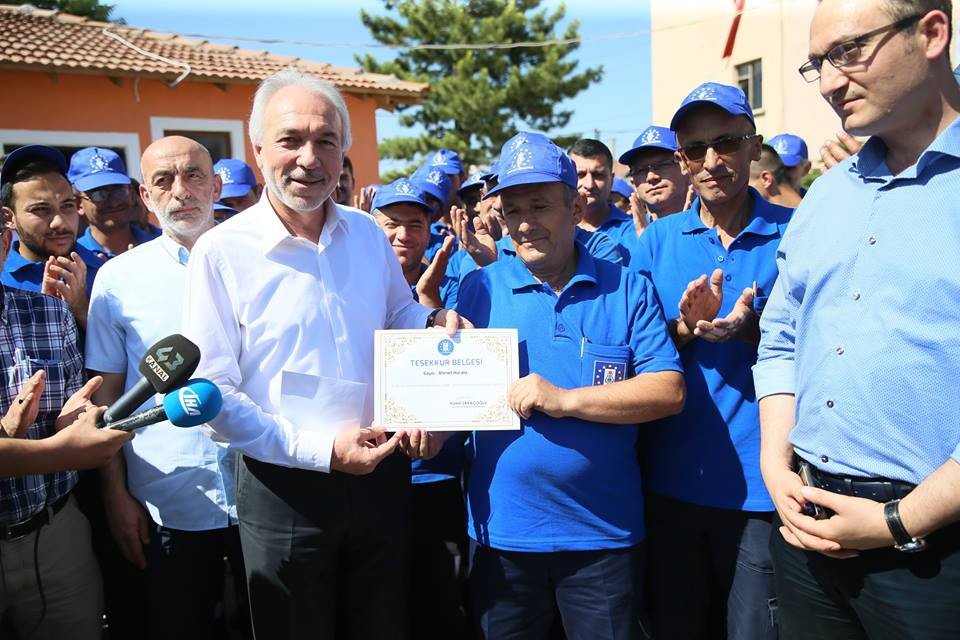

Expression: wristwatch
xmin=424 ymin=308 xmax=442 ymax=329
xmin=883 ymin=499 xmax=927 ymax=553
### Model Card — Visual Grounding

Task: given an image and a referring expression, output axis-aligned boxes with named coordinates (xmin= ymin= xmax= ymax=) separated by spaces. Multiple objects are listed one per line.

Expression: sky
xmin=108 ymin=0 xmax=652 ymax=172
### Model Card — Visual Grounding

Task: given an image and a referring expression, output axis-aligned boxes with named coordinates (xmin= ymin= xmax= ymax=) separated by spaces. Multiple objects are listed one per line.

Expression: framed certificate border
xmin=374 ymin=328 xmax=520 ymax=431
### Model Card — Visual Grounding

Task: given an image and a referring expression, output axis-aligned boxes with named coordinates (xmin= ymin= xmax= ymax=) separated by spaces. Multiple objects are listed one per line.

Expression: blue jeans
xmin=644 ymin=493 xmax=777 ymax=640
xmin=470 ymin=542 xmax=649 ymax=640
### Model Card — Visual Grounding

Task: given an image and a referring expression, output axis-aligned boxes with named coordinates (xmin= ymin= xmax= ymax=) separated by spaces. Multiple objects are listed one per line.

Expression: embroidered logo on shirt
xmin=437 ymin=338 xmax=455 ymax=356
xmin=593 ymin=360 xmax=626 ymax=385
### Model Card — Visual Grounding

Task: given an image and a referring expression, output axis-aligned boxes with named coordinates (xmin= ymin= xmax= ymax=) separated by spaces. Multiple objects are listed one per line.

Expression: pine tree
xmin=358 ymin=0 xmax=602 ymax=171
xmin=33 ymin=0 xmax=124 ymax=23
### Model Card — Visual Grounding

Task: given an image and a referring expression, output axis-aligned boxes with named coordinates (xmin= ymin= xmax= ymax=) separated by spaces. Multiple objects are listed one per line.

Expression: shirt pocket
xmin=13 ymin=348 xmax=67 ymax=416
xmin=579 ymin=342 xmax=632 ymax=388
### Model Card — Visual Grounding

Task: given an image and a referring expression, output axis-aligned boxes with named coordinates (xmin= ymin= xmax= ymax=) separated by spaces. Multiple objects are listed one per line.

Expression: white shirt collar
xmin=158 ymin=232 xmax=190 ymax=266
xmin=258 ymin=192 xmax=347 ymax=254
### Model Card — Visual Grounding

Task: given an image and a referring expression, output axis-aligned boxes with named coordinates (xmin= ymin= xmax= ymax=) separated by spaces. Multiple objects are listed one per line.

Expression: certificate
xmin=374 ymin=328 xmax=520 ymax=431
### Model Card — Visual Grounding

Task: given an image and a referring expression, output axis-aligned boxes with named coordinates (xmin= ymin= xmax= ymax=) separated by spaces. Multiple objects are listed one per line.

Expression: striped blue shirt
xmin=0 ymin=286 xmax=83 ymax=524
xmin=754 ymin=117 xmax=960 ymax=484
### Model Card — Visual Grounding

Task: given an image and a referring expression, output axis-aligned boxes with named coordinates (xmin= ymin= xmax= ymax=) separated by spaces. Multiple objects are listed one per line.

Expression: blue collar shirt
xmin=754 ymin=118 xmax=960 ymax=484
xmin=456 ymin=243 xmax=682 ymax=552
xmin=85 ymin=234 xmax=237 ymax=529
xmin=77 ymin=224 xmax=161 ymax=260
xmin=593 ymin=203 xmax=638 ymax=265
xmin=1 ymin=240 xmax=101 ymax=295
xmin=633 ymin=189 xmax=792 ymax=511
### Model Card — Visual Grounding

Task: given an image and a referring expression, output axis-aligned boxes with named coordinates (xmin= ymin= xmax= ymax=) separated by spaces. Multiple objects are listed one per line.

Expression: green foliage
xmin=802 ymin=167 xmax=821 ymax=190
xmin=358 ymin=0 xmax=602 ymax=173
xmin=33 ymin=0 xmax=124 ymax=23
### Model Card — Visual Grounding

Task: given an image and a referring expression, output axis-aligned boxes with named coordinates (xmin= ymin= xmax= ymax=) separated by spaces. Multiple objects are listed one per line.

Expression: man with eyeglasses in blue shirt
xmin=632 ymin=82 xmax=793 ymax=640
xmin=620 ymin=125 xmax=691 ymax=222
xmin=755 ymin=1 xmax=960 ymax=638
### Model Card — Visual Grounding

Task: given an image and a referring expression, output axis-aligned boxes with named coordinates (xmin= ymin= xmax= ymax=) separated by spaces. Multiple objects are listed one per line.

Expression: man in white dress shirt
xmin=87 ymin=136 xmax=248 ymax=639
xmin=182 ymin=68 xmax=464 ymax=639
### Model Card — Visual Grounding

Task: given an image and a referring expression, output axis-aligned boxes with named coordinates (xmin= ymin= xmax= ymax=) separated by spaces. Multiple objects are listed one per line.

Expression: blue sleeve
xmin=629 ymin=272 xmax=683 ymax=375
xmin=753 ymin=240 xmax=798 ymax=399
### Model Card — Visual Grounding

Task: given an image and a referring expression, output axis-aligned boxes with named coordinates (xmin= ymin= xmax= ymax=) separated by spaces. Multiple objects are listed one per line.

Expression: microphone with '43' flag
xmin=101 ymin=334 xmax=201 ymax=425
xmin=105 ymin=379 xmax=223 ymax=432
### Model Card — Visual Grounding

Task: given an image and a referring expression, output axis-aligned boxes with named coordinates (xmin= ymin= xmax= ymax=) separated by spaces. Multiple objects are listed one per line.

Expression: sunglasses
xmin=679 ymin=134 xmax=757 ymax=162
xmin=80 ymin=184 xmax=131 ymax=204
xmin=627 ymin=159 xmax=678 ymax=178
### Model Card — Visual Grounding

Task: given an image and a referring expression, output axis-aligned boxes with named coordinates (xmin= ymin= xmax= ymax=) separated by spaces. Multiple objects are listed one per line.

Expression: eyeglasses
xmin=80 ymin=184 xmax=131 ymax=204
xmin=798 ymin=13 xmax=925 ymax=82
xmin=679 ymin=135 xmax=757 ymax=162
xmin=627 ymin=159 xmax=678 ymax=178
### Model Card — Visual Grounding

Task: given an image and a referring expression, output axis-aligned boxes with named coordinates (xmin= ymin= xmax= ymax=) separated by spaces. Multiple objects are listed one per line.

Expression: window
xmin=149 ymin=117 xmax=246 ymax=164
xmin=736 ymin=59 xmax=763 ymax=111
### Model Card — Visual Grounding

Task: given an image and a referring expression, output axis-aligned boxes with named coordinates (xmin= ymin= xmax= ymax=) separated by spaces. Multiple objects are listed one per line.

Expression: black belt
xmin=804 ymin=461 xmax=915 ymax=502
xmin=0 ymin=493 xmax=70 ymax=542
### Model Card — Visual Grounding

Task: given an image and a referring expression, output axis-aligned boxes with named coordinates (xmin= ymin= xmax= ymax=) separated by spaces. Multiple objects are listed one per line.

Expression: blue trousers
xmin=644 ymin=493 xmax=777 ymax=640
xmin=470 ymin=542 xmax=648 ymax=640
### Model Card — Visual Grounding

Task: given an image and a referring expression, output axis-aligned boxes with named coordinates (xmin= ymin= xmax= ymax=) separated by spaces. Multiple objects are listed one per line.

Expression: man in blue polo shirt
xmin=213 ymin=158 xmax=262 ymax=214
xmin=767 ymin=134 xmax=810 ymax=197
xmin=1 ymin=145 xmax=101 ymax=330
xmin=620 ymin=125 xmax=692 ymax=221
xmin=568 ymin=138 xmax=637 ymax=258
xmin=457 ymin=137 xmax=685 ymax=640
xmin=373 ymin=177 xmax=468 ymax=639
xmin=69 ymin=147 xmax=159 ymax=261
xmin=755 ymin=2 xmax=960 ymax=637
xmin=632 ymin=82 xmax=792 ymax=640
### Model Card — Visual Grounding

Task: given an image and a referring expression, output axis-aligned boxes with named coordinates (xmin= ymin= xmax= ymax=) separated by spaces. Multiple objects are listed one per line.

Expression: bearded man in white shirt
xmin=182 ymin=67 xmax=465 ymax=640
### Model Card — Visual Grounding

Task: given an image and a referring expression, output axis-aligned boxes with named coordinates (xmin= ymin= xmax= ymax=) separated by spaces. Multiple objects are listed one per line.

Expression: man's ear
xmin=675 ymin=150 xmax=691 ymax=177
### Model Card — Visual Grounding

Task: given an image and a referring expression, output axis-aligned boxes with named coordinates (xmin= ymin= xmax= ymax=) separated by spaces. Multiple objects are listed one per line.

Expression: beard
xmin=262 ymin=166 xmax=333 ymax=214
xmin=15 ymin=221 xmax=74 ymax=260
xmin=147 ymin=194 xmax=214 ymax=243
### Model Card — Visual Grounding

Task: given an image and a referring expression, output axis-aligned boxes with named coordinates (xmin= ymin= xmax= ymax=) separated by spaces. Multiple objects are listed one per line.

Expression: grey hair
xmin=248 ymin=67 xmax=352 ymax=151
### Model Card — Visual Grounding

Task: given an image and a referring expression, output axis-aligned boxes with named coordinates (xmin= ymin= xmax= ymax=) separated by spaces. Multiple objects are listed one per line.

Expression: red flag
xmin=722 ymin=0 xmax=746 ymax=59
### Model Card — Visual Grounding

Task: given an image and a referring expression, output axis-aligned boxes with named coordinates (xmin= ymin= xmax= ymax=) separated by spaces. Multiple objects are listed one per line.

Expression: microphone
xmin=102 ymin=334 xmax=201 ymax=425
xmin=104 ymin=379 xmax=223 ymax=433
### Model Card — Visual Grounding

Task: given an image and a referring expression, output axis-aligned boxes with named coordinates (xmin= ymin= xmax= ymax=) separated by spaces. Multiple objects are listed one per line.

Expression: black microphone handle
xmin=101 ymin=377 xmax=156 ymax=426
xmin=103 ymin=405 xmax=168 ymax=432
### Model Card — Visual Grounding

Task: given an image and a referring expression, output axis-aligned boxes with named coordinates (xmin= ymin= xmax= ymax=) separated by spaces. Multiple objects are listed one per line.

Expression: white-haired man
xmin=182 ymin=68 xmax=466 ymax=639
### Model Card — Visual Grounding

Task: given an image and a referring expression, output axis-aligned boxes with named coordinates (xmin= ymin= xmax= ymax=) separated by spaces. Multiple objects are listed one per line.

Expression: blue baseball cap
xmin=68 ymin=147 xmax=131 ymax=192
xmin=411 ymin=167 xmax=451 ymax=208
xmin=485 ymin=137 xmax=577 ymax=199
xmin=670 ymin=82 xmax=755 ymax=131
xmin=482 ymin=132 xmax=554 ymax=182
xmin=457 ymin=172 xmax=484 ymax=197
xmin=480 ymin=158 xmax=500 ymax=183
xmin=768 ymin=134 xmax=809 ymax=167
xmin=618 ymin=126 xmax=678 ymax=165
xmin=213 ymin=158 xmax=257 ymax=199
xmin=372 ymin=178 xmax=430 ymax=213
xmin=1 ymin=145 xmax=67 ymax=191
xmin=611 ymin=177 xmax=634 ymax=199
xmin=426 ymin=149 xmax=464 ymax=176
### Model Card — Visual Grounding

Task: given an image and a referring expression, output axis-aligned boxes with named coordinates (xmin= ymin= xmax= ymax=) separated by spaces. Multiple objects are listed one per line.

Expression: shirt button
xmin=826 ymin=399 xmax=835 ymax=408
xmin=835 ymin=345 xmax=844 ymax=355
xmin=821 ymin=455 xmax=830 ymax=463
xmin=867 ymin=235 xmax=877 ymax=245
xmin=717 ymin=255 xmax=725 ymax=263
xmin=709 ymin=238 xmax=716 ymax=244
xmin=725 ymin=275 xmax=732 ymax=282
xmin=557 ymin=324 xmax=565 ymax=332
xmin=852 ymin=290 xmax=861 ymax=300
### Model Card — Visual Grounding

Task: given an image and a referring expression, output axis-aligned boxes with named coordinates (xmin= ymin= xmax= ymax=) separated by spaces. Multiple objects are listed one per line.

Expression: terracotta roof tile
xmin=0 ymin=4 xmax=428 ymax=103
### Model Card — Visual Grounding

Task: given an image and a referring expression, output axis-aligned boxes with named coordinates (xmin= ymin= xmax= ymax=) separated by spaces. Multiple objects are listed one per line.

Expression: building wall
xmin=0 ymin=69 xmax=382 ymax=189
xmin=650 ymin=0 xmax=960 ymax=168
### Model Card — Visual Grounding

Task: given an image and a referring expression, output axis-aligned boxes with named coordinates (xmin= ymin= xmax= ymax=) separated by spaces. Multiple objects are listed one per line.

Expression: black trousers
xmin=237 ymin=453 xmax=412 ymax=640
xmin=771 ymin=515 xmax=960 ymax=639
xmin=410 ymin=478 xmax=468 ymax=640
